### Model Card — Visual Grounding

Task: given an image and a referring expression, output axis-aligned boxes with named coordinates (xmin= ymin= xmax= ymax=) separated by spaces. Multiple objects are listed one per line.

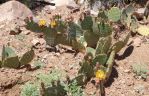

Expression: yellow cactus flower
xmin=38 ymin=19 xmax=46 ymax=26
xmin=96 ymin=70 xmax=106 ymax=80
xmin=50 ymin=20 xmax=57 ymax=28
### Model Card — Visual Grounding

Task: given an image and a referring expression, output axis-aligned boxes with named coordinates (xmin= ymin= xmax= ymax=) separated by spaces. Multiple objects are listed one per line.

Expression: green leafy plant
xmin=0 ymin=45 xmax=34 ymax=68
xmin=132 ymin=63 xmax=149 ymax=79
xmin=21 ymin=69 xmax=85 ymax=96
xmin=21 ymin=82 xmax=40 ymax=96
xmin=64 ymin=80 xmax=84 ymax=96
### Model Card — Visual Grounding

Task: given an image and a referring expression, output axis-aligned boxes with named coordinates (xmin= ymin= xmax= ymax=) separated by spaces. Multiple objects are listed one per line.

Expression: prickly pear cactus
xmin=112 ymin=33 xmax=130 ymax=53
xmin=112 ymin=41 xmax=124 ymax=53
xmin=95 ymin=36 xmax=112 ymax=55
xmin=25 ymin=17 xmax=42 ymax=32
xmin=80 ymin=15 xmax=93 ymax=30
xmin=107 ymin=7 xmax=121 ymax=22
xmin=86 ymin=47 xmax=96 ymax=56
xmin=105 ymin=50 xmax=116 ymax=80
xmin=130 ymin=16 xmax=138 ymax=33
xmin=92 ymin=54 xmax=108 ymax=66
xmin=78 ymin=60 xmax=94 ymax=80
xmin=44 ymin=27 xmax=57 ymax=46
xmin=83 ymin=30 xmax=99 ymax=47
xmin=124 ymin=4 xmax=135 ymax=16
xmin=92 ymin=17 xmax=99 ymax=35
xmin=1 ymin=46 xmax=20 ymax=68
xmin=98 ymin=10 xmax=108 ymax=21
xmin=2 ymin=56 xmax=20 ymax=68
xmin=98 ymin=21 xmax=112 ymax=37
xmin=121 ymin=4 xmax=135 ymax=26
xmin=67 ymin=22 xmax=77 ymax=43
xmin=20 ymin=49 xmax=35 ymax=66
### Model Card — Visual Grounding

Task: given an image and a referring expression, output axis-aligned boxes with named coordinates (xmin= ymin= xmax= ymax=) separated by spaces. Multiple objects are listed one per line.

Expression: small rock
xmin=136 ymin=8 xmax=145 ymax=14
xmin=50 ymin=0 xmax=69 ymax=6
xmin=55 ymin=53 xmax=60 ymax=57
xmin=31 ymin=39 xmax=40 ymax=46
xmin=23 ymin=30 xmax=31 ymax=35
xmin=134 ymin=85 xmax=145 ymax=94
xmin=90 ymin=10 xmax=99 ymax=16
xmin=67 ymin=0 xmax=79 ymax=9
xmin=39 ymin=38 xmax=46 ymax=45
xmin=127 ymin=80 xmax=134 ymax=86
xmin=9 ymin=25 xmax=21 ymax=35
xmin=133 ymin=38 xmax=142 ymax=47
xmin=0 ymin=1 xmax=33 ymax=22
xmin=124 ymin=69 xmax=130 ymax=73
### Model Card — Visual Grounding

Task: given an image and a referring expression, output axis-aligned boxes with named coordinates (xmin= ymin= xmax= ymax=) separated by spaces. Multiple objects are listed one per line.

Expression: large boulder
xmin=0 ymin=1 xmax=32 ymax=22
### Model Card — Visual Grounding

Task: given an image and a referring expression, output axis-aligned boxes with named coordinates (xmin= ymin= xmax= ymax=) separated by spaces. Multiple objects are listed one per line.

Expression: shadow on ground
xmin=116 ymin=45 xmax=134 ymax=60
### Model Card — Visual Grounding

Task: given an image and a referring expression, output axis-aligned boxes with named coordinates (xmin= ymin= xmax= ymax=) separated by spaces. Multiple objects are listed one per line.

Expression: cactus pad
xmin=95 ymin=36 xmax=112 ymax=54
xmin=78 ymin=60 xmax=94 ymax=79
xmin=92 ymin=54 xmax=108 ymax=65
xmin=81 ymin=16 xmax=93 ymax=30
xmin=86 ymin=47 xmax=96 ymax=56
xmin=83 ymin=30 xmax=99 ymax=47
xmin=107 ymin=7 xmax=121 ymax=22
xmin=98 ymin=21 xmax=112 ymax=37
xmin=2 ymin=56 xmax=20 ymax=68
xmin=20 ymin=49 xmax=35 ymax=66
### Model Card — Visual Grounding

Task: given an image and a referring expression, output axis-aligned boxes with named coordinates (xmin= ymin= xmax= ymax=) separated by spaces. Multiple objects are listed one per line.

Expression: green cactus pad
xmin=98 ymin=10 xmax=108 ymax=20
xmin=130 ymin=16 xmax=138 ymax=33
xmin=72 ymin=36 xmax=87 ymax=52
xmin=112 ymin=33 xmax=130 ymax=53
xmin=123 ymin=33 xmax=130 ymax=46
xmin=92 ymin=18 xmax=99 ymax=35
xmin=26 ymin=20 xmax=42 ymax=32
xmin=107 ymin=7 xmax=121 ymax=22
xmin=92 ymin=54 xmax=108 ymax=65
xmin=121 ymin=9 xmax=128 ymax=25
xmin=72 ymin=39 xmax=86 ymax=53
xmin=86 ymin=47 xmax=96 ymax=56
xmin=71 ymin=74 xmax=86 ymax=85
xmin=95 ymin=36 xmax=112 ymax=54
xmin=105 ymin=51 xmax=115 ymax=80
xmin=124 ymin=4 xmax=134 ymax=15
xmin=20 ymin=49 xmax=35 ymax=66
xmin=44 ymin=28 xmax=57 ymax=46
xmin=2 ymin=46 xmax=17 ymax=60
xmin=2 ymin=56 xmax=20 ymax=68
xmin=78 ymin=60 xmax=94 ymax=79
xmin=112 ymin=41 xmax=124 ymax=53
xmin=83 ymin=30 xmax=99 ymax=47
xmin=81 ymin=16 xmax=93 ymax=30
xmin=98 ymin=21 xmax=112 ymax=37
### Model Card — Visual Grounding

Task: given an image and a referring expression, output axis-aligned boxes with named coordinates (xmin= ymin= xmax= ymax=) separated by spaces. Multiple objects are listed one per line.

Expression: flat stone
xmin=0 ymin=1 xmax=32 ymax=22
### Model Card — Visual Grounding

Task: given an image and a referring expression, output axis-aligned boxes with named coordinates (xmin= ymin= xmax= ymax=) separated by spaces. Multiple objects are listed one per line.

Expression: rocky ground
xmin=0 ymin=1 xmax=149 ymax=96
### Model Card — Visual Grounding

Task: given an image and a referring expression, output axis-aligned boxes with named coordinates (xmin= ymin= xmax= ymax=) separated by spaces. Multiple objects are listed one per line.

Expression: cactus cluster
xmin=25 ymin=15 xmax=86 ymax=52
xmin=0 ymin=45 xmax=34 ymax=69
xmin=78 ymin=32 xmax=130 ymax=81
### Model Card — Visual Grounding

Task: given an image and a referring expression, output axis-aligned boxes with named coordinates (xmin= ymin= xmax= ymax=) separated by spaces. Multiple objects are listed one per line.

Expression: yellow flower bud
xmin=38 ymin=19 xmax=46 ymax=26
xmin=96 ymin=70 xmax=106 ymax=80
xmin=50 ymin=20 xmax=57 ymax=28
